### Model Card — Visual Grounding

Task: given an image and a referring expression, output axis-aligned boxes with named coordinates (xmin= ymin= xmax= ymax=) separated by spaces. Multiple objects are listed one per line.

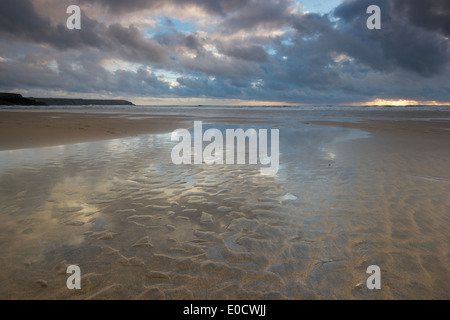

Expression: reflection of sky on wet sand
xmin=0 ymin=121 xmax=448 ymax=299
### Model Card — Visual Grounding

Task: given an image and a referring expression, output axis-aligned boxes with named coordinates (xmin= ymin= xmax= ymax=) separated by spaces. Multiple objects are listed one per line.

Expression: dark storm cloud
xmin=332 ymin=0 xmax=449 ymax=76
xmin=394 ymin=0 xmax=450 ymax=36
xmin=334 ymin=0 xmax=391 ymax=23
xmin=0 ymin=0 xmax=106 ymax=49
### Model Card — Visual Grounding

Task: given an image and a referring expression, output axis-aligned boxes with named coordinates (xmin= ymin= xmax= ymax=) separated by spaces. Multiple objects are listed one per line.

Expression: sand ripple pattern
xmin=0 ymin=122 xmax=448 ymax=299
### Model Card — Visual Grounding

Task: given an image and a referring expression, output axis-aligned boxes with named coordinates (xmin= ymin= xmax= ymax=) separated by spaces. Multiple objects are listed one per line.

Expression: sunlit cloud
xmin=359 ymin=99 xmax=450 ymax=106
xmin=101 ymin=59 xmax=142 ymax=73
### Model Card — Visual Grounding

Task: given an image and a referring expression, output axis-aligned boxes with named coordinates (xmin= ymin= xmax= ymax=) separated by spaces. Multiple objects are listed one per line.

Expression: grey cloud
xmin=394 ymin=0 xmax=450 ymax=36
xmin=185 ymin=35 xmax=203 ymax=50
xmin=334 ymin=0 xmax=391 ymax=23
xmin=217 ymin=44 xmax=270 ymax=62
xmin=80 ymin=0 xmax=291 ymax=32
xmin=0 ymin=46 xmax=172 ymax=96
xmin=0 ymin=0 xmax=172 ymax=66
xmin=0 ymin=0 xmax=107 ymax=49
xmin=179 ymin=51 xmax=261 ymax=79
xmin=332 ymin=0 xmax=449 ymax=76
xmin=0 ymin=57 xmax=61 ymax=90
xmin=289 ymin=12 xmax=391 ymax=73
xmin=290 ymin=12 xmax=334 ymax=36
xmin=107 ymin=24 xmax=170 ymax=64
xmin=152 ymin=31 xmax=266 ymax=77
xmin=219 ymin=0 xmax=293 ymax=33
xmin=154 ymin=31 xmax=204 ymax=52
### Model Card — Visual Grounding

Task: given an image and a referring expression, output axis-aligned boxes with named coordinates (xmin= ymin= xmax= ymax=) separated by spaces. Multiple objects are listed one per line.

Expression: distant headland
xmin=0 ymin=93 xmax=134 ymax=106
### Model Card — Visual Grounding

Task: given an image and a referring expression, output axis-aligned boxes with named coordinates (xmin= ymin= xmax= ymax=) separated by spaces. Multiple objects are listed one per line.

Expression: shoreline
xmin=0 ymin=110 xmax=449 ymax=151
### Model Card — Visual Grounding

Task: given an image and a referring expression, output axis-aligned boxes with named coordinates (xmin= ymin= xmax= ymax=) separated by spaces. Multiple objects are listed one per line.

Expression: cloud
xmin=77 ymin=0 xmax=250 ymax=16
xmin=332 ymin=0 xmax=449 ymax=76
xmin=0 ymin=0 xmax=449 ymax=104
xmin=107 ymin=24 xmax=170 ymax=64
xmin=0 ymin=0 xmax=108 ymax=49
xmin=218 ymin=0 xmax=293 ymax=33
xmin=394 ymin=0 xmax=450 ymax=36
xmin=217 ymin=44 xmax=270 ymax=62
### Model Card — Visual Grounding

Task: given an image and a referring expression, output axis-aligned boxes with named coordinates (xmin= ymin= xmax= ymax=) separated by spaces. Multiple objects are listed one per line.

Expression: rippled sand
xmin=0 ymin=115 xmax=449 ymax=299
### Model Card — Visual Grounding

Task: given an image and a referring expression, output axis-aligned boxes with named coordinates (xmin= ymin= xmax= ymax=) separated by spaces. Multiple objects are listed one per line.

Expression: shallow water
xmin=0 ymin=119 xmax=449 ymax=299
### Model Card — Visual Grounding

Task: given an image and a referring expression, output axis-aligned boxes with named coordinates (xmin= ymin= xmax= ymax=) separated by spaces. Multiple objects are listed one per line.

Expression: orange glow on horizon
xmin=357 ymin=99 xmax=450 ymax=106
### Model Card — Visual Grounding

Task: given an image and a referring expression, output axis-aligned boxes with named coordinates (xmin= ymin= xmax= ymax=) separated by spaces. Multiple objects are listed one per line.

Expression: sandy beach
xmin=1 ymin=0 xmax=449 ymax=304
xmin=0 ymin=108 xmax=449 ymax=300
xmin=0 ymin=111 xmax=194 ymax=151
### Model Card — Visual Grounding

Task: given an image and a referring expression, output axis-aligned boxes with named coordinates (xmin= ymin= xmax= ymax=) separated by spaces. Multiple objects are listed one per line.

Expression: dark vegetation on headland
xmin=0 ymin=93 xmax=134 ymax=106
xmin=0 ymin=93 xmax=46 ymax=106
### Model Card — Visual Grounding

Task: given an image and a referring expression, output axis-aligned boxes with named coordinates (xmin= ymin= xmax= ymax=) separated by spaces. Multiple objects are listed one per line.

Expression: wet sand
xmin=0 ymin=111 xmax=194 ymax=151
xmin=0 ymin=110 xmax=449 ymax=300
xmin=1 ymin=110 xmax=449 ymax=151
xmin=309 ymin=119 xmax=450 ymax=139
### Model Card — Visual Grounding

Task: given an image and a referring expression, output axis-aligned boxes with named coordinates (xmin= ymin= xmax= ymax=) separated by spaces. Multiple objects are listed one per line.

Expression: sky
xmin=0 ymin=0 xmax=449 ymax=106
